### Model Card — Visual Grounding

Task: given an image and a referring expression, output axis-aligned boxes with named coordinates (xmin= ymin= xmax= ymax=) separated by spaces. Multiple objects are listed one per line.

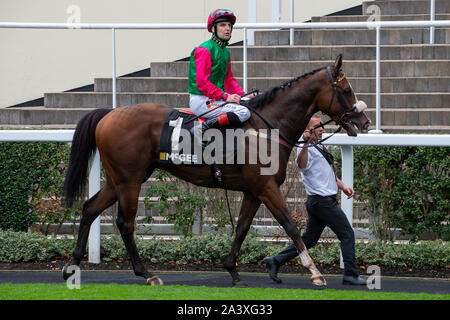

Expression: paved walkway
xmin=0 ymin=270 xmax=449 ymax=295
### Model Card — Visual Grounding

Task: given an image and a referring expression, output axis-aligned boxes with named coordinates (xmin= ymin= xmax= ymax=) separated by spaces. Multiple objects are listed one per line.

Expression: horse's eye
xmin=344 ymin=88 xmax=351 ymax=95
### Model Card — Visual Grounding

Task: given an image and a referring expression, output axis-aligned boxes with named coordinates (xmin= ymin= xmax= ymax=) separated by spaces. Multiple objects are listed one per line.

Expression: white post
xmin=88 ymin=149 xmax=101 ymax=263
xmin=112 ymin=28 xmax=117 ymax=109
xmin=370 ymin=26 xmax=383 ymax=134
xmin=248 ymin=0 xmax=256 ymax=46
xmin=243 ymin=28 xmax=248 ymax=92
xmin=430 ymin=0 xmax=435 ymax=44
xmin=339 ymin=145 xmax=354 ymax=269
xmin=290 ymin=0 xmax=295 ymax=46
xmin=272 ymin=0 xmax=281 ymax=23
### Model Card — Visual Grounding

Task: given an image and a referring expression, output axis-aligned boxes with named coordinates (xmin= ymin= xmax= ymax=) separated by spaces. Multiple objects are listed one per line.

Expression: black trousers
xmin=274 ymin=195 xmax=359 ymax=277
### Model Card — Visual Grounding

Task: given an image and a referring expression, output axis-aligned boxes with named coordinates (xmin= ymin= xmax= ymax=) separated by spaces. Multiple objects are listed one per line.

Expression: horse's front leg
xmin=259 ymin=182 xmax=327 ymax=286
xmin=223 ymin=192 xmax=261 ymax=287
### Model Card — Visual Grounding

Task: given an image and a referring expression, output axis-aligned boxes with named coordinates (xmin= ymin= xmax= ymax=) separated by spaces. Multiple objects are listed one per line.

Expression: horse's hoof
xmin=147 ymin=276 xmax=164 ymax=286
xmin=311 ymin=275 xmax=327 ymax=287
xmin=232 ymin=280 xmax=248 ymax=287
xmin=62 ymin=264 xmax=75 ymax=281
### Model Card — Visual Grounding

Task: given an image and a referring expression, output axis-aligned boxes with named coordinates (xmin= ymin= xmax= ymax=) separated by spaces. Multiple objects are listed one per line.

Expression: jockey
xmin=188 ymin=9 xmax=252 ymax=144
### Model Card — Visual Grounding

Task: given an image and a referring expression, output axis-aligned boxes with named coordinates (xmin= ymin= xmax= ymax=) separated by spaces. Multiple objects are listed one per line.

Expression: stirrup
xmin=211 ymin=163 xmax=222 ymax=184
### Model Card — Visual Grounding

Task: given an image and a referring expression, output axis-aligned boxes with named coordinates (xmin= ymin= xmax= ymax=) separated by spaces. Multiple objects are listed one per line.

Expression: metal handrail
xmin=1 ymin=19 xmax=448 ymax=128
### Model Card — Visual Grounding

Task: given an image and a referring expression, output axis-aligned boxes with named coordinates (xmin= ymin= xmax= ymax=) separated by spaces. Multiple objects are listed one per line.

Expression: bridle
xmin=252 ymin=66 xmax=364 ymax=149
xmin=302 ymin=66 xmax=359 ymax=147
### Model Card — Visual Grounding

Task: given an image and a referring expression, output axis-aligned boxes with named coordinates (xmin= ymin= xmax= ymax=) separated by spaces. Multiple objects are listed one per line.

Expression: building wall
xmin=0 ymin=0 xmax=362 ymax=107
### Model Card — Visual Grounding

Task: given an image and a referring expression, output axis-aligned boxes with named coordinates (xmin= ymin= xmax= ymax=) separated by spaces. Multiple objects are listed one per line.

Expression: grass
xmin=0 ymin=283 xmax=448 ymax=300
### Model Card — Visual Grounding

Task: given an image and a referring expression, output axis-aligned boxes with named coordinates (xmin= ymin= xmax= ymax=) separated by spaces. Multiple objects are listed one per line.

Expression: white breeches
xmin=189 ymin=94 xmax=251 ymax=122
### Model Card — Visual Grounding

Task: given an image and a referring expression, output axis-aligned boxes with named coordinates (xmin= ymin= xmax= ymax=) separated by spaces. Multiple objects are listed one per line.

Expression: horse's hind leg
xmin=259 ymin=183 xmax=326 ymax=286
xmin=63 ymin=177 xmax=117 ymax=280
xmin=223 ymin=192 xmax=261 ymax=287
xmin=116 ymin=183 xmax=163 ymax=285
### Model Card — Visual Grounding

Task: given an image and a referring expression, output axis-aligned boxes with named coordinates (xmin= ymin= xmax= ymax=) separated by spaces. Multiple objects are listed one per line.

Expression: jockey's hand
xmin=226 ymin=94 xmax=241 ymax=104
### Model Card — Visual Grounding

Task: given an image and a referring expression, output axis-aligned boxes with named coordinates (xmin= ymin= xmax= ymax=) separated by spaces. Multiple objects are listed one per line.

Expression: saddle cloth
xmin=158 ymin=109 xmax=205 ymax=165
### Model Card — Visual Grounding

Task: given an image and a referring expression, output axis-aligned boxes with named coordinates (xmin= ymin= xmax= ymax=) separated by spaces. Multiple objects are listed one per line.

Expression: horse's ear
xmin=334 ymin=54 xmax=342 ymax=75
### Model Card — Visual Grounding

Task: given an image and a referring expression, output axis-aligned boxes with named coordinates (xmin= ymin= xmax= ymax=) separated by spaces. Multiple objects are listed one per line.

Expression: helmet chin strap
xmin=213 ymin=24 xmax=232 ymax=42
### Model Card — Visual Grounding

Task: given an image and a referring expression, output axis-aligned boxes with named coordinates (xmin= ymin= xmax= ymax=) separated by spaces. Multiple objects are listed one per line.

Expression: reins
xmin=246 ymin=66 xmax=352 ymax=149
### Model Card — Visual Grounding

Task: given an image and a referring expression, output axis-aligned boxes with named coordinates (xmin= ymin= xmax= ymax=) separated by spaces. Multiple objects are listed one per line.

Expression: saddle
xmin=158 ymin=109 xmax=205 ymax=166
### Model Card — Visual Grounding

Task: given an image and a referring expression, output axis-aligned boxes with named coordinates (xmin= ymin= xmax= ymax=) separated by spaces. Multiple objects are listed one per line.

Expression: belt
xmin=308 ymin=194 xmax=337 ymax=199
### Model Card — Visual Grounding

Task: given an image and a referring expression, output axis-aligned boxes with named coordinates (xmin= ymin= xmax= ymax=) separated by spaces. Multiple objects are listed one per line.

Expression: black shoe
xmin=263 ymin=257 xmax=282 ymax=284
xmin=342 ymin=275 xmax=367 ymax=285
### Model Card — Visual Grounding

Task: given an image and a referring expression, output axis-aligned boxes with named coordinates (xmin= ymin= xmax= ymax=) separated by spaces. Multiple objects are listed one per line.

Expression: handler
xmin=263 ymin=116 xmax=367 ymax=285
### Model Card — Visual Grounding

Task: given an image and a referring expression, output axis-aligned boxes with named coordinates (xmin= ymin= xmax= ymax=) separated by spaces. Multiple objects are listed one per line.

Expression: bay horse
xmin=62 ymin=54 xmax=370 ymax=287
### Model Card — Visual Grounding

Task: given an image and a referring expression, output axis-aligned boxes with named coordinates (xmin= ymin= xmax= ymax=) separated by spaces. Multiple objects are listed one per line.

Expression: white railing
xmin=0 ymin=130 xmax=101 ymax=263
xmin=1 ymin=19 xmax=449 ymax=130
xmin=269 ymin=0 xmax=437 ymax=45
xmin=431 ymin=0 xmax=436 ymax=43
xmin=1 ymin=130 xmax=449 ymax=263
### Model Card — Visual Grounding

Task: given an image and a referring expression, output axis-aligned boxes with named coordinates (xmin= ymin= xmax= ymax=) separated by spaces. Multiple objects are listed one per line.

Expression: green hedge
xmin=332 ymin=146 xmax=450 ymax=240
xmin=0 ymin=230 xmax=448 ymax=269
xmin=0 ymin=141 xmax=73 ymax=232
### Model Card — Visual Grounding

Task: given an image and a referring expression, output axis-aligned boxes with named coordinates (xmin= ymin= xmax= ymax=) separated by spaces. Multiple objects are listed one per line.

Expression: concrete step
xmin=4 ymin=122 xmax=447 ymax=133
xmin=1 ymin=108 xmax=448 ymax=131
xmin=0 ymin=124 xmax=77 ymax=129
xmin=42 ymin=92 xmax=450 ymax=124
xmin=95 ymin=77 xmax=188 ymax=93
xmin=44 ymin=92 xmax=188 ymax=108
xmin=95 ymin=76 xmax=450 ymax=94
xmin=254 ymin=28 xmax=450 ymax=46
xmin=366 ymin=108 xmax=450 ymax=126
xmin=291 ymin=123 xmax=450 ymax=134
xmin=311 ymin=13 xmax=450 ymax=22
xmin=0 ymin=107 xmax=93 ymax=125
xmin=149 ymin=60 xmax=450 ymax=78
xmin=228 ymin=44 xmax=450 ymax=61
xmin=321 ymin=107 xmax=450 ymax=126
xmin=368 ymin=125 xmax=450 ymax=133
xmin=362 ymin=0 xmax=450 ymax=15
xmin=44 ymin=91 xmax=450 ymax=109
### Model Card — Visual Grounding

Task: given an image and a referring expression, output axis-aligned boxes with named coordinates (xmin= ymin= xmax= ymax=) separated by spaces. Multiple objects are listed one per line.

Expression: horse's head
xmin=315 ymin=54 xmax=371 ymax=136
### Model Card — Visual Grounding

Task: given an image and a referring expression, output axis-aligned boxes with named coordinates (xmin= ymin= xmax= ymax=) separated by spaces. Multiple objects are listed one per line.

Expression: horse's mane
xmin=247 ymin=66 xmax=327 ymax=109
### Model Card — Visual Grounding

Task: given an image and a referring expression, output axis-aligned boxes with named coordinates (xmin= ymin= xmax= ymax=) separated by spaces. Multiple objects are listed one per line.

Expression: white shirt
xmin=295 ymin=143 xmax=338 ymax=197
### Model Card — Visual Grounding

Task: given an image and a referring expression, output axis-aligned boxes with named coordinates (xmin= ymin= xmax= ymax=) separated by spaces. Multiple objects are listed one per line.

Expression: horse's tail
xmin=63 ymin=108 xmax=112 ymax=208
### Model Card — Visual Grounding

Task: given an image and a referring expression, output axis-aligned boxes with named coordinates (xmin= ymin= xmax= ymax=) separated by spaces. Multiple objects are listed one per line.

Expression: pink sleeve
xmin=194 ymin=47 xmax=227 ymax=101
xmin=224 ymin=60 xmax=244 ymax=96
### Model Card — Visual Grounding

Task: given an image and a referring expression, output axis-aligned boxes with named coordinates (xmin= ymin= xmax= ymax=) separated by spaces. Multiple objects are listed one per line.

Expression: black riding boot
xmin=190 ymin=117 xmax=223 ymax=183
xmin=190 ymin=117 xmax=221 ymax=148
